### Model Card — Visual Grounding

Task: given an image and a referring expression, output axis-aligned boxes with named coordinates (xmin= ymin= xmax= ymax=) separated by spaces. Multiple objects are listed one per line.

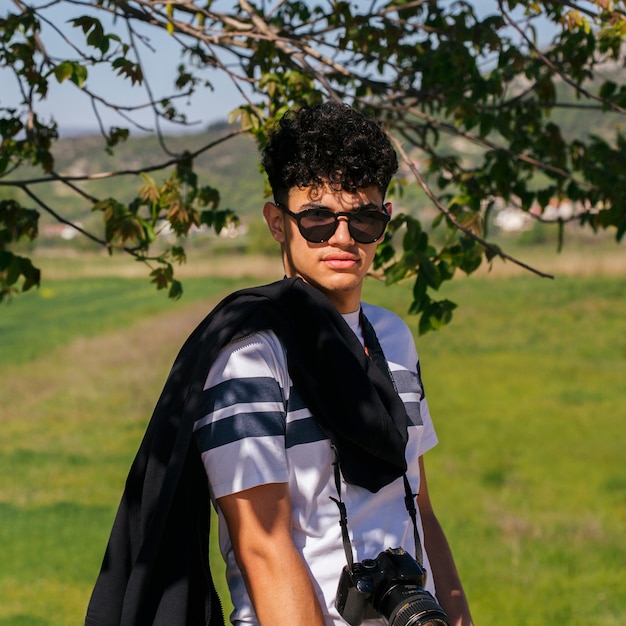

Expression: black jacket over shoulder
xmin=85 ymin=277 xmax=409 ymax=626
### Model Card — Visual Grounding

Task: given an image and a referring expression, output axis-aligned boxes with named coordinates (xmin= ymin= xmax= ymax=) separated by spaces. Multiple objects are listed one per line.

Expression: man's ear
xmin=384 ymin=201 xmax=393 ymax=217
xmin=263 ymin=202 xmax=286 ymax=243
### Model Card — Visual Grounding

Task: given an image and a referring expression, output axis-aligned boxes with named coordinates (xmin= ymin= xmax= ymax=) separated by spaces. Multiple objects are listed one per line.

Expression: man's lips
xmin=322 ymin=255 xmax=360 ymax=269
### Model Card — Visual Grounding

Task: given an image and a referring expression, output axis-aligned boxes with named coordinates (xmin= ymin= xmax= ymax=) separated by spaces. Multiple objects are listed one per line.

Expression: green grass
xmin=365 ymin=274 xmax=626 ymax=624
xmin=1 ymin=266 xmax=625 ymax=625
xmin=0 ymin=274 xmax=260 ymax=369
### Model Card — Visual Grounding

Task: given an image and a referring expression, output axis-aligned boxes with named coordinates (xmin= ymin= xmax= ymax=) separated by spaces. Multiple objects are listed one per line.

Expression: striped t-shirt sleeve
xmin=193 ymin=331 xmax=290 ymax=499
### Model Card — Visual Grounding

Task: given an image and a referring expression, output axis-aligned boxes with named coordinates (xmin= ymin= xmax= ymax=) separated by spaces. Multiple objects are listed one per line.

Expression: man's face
xmin=263 ymin=185 xmax=390 ymax=313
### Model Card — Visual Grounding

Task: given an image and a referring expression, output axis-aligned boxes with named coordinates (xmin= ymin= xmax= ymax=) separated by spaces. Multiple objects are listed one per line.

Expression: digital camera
xmin=335 ymin=547 xmax=450 ymax=626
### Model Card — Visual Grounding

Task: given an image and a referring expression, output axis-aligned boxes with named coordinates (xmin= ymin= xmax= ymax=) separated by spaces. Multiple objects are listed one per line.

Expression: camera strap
xmin=330 ymin=450 xmax=424 ymax=570
xmin=330 ymin=448 xmax=355 ymax=571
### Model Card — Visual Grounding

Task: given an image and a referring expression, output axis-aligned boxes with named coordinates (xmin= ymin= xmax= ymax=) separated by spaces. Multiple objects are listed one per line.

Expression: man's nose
xmin=328 ymin=216 xmax=354 ymax=244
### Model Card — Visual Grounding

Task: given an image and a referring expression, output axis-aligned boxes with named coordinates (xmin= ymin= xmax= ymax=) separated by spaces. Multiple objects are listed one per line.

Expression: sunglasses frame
xmin=274 ymin=201 xmax=391 ymax=244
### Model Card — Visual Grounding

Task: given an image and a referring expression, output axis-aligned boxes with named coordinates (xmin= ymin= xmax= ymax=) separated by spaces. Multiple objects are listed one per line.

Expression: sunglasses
xmin=274 ymin=201 xmax=390 ymax=244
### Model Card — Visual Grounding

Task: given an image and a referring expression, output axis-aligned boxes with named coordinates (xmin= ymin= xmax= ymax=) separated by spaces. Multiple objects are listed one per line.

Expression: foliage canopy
xmin=1 ymin=0 xmax=625 ymax=331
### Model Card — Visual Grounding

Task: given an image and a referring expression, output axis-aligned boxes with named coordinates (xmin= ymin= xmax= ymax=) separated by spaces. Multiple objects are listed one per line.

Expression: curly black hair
xmin=261 ymin=101 xmax=398 ymax=200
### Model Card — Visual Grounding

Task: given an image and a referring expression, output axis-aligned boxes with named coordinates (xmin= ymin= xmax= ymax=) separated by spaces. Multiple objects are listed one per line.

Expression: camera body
xmin=335 ymin=547 xmax=450 ymax=626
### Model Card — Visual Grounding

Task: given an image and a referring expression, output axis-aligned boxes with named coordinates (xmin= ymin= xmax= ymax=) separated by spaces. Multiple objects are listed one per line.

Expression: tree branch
xmin=390 ymin=135 xmax=555 ymax=280
xmin=0 ymin=126 xmax=248 ymax=187
xmin=499 ymin=0 xmax=626 ymax=115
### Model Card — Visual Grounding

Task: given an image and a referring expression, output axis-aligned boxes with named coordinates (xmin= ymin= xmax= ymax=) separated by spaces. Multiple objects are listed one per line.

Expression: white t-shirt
xmin=193 ymin=302 xmax=438 ymax=625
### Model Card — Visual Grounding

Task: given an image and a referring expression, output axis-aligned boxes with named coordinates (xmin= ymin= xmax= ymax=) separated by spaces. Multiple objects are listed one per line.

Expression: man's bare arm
xmin=217 ymin=482 xmax=327 ymax=626
xmin=417 ymin=457 xmax=475 ymax=626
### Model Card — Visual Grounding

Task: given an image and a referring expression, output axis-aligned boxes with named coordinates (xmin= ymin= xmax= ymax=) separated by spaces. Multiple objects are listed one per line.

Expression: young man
xmin=194 ymin=102 xmax=473 ymax=625
xmin=85 ymin=101 xmax=473 ymax=626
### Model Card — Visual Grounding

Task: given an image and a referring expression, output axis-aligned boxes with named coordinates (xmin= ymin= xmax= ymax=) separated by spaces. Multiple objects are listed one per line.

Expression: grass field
xmin=1 ymin=247 xmax=625 ymax=625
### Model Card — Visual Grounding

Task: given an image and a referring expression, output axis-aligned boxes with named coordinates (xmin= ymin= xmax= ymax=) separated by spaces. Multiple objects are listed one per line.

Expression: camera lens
xmin=379 ymin=584 xmax=450 ymax=626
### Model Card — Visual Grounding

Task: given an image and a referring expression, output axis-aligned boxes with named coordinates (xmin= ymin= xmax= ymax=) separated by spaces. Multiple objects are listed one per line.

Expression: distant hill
xmin=49 ymin=121 xmax=266 ymax=219
xmin=17 ymin=64 xmax=626 ymax=246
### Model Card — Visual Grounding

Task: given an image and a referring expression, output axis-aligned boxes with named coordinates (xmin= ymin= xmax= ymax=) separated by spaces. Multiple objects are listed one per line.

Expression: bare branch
xmin=19 ymin=183 xmax=111 ymax=250
xmin=0 ymin=126 xmax=248 ymax=187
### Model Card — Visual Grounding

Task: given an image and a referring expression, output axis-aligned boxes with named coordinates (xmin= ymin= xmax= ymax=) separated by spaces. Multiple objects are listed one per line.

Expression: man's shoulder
xmin=361 ymin=301 xmax=411 ymax=333
xmin=361 ymin=302 xmax=417 ymax=367
xmin=222 ymin=328 xmax=285 ymax=359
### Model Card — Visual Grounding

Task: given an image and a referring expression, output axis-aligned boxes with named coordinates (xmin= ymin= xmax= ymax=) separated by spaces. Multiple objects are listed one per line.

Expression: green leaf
xmin=419 ymin=258 xmax=442 ymax=289
xmin=53 ymin=61 xmax=87 ymax=87
xmin=382 ymin=258 xmax=408 ymax=285
xmin=418 ymin=299 xmax=457 ymax=335
xmin=0 ymin=251 xmax=40 ymax=295
xmin=168 ymin=279 xmax=183 ymax=300
xmin=53 ymin=61 xmax=74 ymax=83
xmin=412 ymin=273 xmax=428 ymax=309
xmin=112 ymin=57 xmax=143 ymax=85
xmin=72 ymin=63 xmax=88 ymax=87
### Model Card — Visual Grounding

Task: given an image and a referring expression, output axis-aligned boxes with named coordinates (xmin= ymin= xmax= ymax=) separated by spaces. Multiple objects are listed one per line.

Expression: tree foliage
xmin=1 ymin=0 xmax=625 ymax=331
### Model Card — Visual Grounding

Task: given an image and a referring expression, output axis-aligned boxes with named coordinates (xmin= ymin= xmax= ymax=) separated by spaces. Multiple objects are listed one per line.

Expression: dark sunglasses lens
xmin=298 ymin=211 xmax=338 ymax=242
xmin=348 ymin=212 xmax=389 ymax=243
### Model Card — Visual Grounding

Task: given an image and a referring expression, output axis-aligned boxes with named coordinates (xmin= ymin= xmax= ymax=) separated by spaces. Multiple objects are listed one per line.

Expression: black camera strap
xmin=402 ymin=473 xmax=424 ymax=566
xmin=330 ymin=448 xmax=355 ymax=571
xmin=331 ymin=452 xmax=424 ymax=570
